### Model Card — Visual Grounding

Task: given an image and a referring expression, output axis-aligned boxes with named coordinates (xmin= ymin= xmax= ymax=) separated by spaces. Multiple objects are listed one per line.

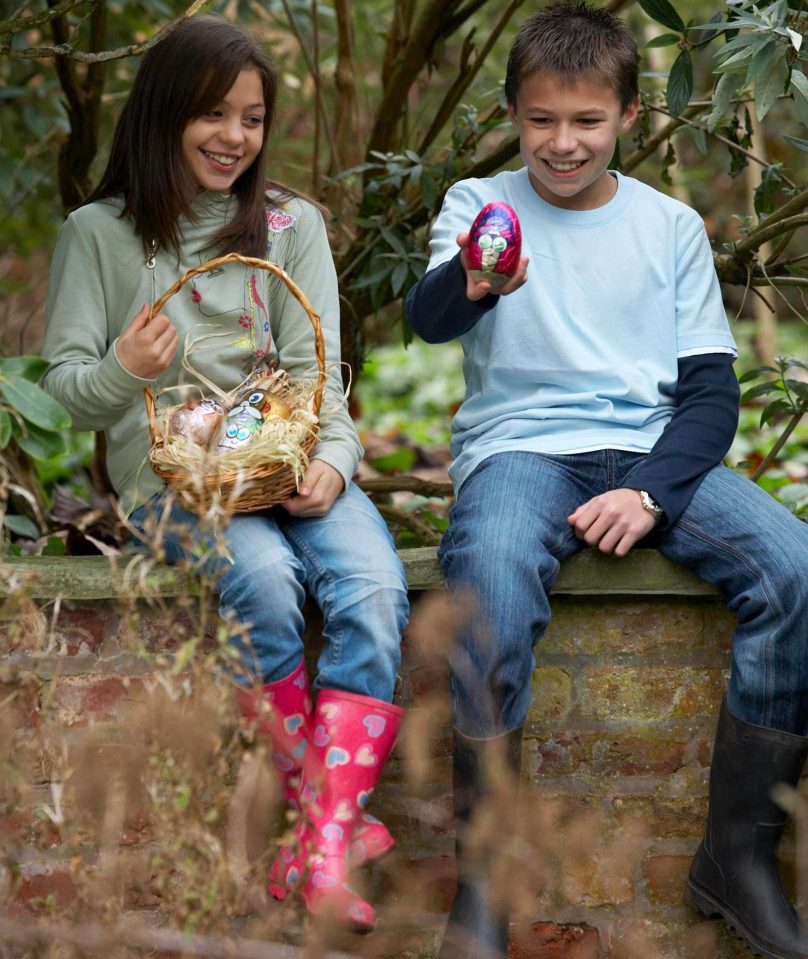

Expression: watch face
xmin=641 ymin=491 xmax=662 ymax=517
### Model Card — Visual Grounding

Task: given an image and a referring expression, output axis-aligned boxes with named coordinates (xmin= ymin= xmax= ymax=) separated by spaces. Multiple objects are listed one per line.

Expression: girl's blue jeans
xmin=130 ymin=482 xmax=408 ymax=701
xmin=439 ymin=450 xmax=808 ymax=739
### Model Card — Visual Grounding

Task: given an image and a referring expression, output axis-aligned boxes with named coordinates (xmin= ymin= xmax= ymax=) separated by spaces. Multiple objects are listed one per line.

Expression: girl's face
xmin=181 ymin=68 xmax=265 ymax=193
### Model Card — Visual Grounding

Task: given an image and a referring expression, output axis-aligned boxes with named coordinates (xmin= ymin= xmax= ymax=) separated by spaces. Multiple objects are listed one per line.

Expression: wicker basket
xmin=144 ymin=253 xmax=325 ymax=514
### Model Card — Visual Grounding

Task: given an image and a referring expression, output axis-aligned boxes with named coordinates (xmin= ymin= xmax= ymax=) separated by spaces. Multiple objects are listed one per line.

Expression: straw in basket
xmin=144 ymin=253 xmax=325 ymax=514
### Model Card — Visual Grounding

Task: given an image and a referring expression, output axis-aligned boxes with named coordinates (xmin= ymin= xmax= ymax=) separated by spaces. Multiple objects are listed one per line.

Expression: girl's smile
xmin=182 ymin=68 xmax=265 ymax=193
xmin=508 ymin=71 xmax=639 ymax=210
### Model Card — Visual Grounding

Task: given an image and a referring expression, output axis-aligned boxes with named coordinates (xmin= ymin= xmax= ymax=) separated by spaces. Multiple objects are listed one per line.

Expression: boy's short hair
xmin=504 ymin=0 xmax=640 ymax=111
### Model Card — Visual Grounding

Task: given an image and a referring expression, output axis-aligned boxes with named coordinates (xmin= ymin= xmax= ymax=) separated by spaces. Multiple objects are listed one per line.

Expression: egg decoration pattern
xmin=215 ymin=385 xmax=292 ymax=453
xmin=466 ymin=201 xmax=522 ymax=289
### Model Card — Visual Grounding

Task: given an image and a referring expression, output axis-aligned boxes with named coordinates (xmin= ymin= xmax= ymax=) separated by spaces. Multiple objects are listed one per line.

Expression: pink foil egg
xmin=169 ymin=398 xmax=226 ymax=448
xmin=466 ymin=201 xmax=522 ymax=289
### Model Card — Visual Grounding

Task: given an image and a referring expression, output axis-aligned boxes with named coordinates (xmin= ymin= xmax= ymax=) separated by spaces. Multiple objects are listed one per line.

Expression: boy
xmin=405 ymin=3 xmax=808 ymax=958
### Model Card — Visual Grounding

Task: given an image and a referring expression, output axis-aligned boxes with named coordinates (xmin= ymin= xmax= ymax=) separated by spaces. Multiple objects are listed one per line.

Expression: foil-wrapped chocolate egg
xmin=215 ymin=387 xmax=292 ymax=453
xmin=235 ymin=386 xmax=292 ymax=423
xmin=466 ymin=201 xmax=522 ymax=289
xmin=215 ymin=404 xmax=264 ymax=452
xmin=169 ymin=398 xmax=226 ymax=447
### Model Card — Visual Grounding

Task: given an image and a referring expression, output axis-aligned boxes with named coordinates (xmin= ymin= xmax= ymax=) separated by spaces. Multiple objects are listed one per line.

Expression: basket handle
xmin=142 ymin=253 xmax=326 ymax=444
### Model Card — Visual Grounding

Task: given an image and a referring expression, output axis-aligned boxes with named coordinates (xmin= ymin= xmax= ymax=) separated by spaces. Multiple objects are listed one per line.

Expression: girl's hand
xmin=567 ymin=488 xmax=658 ymax=558
xmin=116 ymin=303 xmax=179 ymax=379
xmin=457 ymin=231 xmax=529 ymax=301
xmin=281 ymin=460 xmax=345 ymax=517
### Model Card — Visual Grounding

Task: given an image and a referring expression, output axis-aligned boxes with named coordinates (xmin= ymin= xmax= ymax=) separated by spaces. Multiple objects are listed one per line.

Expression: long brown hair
xmin=83 ymin=16 xmax=279 ymax=258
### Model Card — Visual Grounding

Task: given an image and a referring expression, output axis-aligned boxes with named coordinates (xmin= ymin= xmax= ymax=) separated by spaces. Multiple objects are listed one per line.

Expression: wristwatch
xmin=639 ymin=490 xmax=664 ymax=523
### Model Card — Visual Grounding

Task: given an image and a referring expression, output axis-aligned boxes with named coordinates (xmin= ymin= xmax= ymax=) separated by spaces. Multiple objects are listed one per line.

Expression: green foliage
xmin=735 ymin=354 xmax=808 ymax=518
xmin=0 ymin=355 xmax=71 ymax=458
xmin=739 ymin=355 xmax=808 ymax=428
xmin=0 ymin=355 xmax=72 ymax=543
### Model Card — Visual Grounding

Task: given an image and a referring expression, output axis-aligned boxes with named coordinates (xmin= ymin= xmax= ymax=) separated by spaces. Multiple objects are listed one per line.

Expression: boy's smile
xmin=181 ymin=68 xmax=265 ymax=193
xmin=508 ymin=71 xmax=639 ymax=211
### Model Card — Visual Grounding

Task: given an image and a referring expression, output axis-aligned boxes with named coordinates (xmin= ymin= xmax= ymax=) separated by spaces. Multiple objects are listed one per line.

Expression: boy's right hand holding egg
xmin=458 ymin=201 xmax=528 ymax=301
xmin=116 ymin=303 xmax=179 ymax=379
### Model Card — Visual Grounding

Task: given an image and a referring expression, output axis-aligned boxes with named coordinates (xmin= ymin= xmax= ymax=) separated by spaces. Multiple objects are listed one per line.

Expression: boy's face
xmin=508 ymin=71 xmax=639 ymax=211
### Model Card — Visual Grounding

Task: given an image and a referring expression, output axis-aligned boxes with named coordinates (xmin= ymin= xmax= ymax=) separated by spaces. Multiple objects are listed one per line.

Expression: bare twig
xmin=373 ymin=504 xmax=443 ymax=545
xmin=3 ymin=0 xmax=212 ymax=60
xmin=417 ymin=0 xmax=525 ymax=157
xmin=359 ymin=476 xmax=453 ymax=498
xmin=0 ymin=0 xmax=91 ymax=35
xmin=279 ymin=0 xmax=339 ymax=181
xmin=621 ymin=102 xmax=708 ymax=174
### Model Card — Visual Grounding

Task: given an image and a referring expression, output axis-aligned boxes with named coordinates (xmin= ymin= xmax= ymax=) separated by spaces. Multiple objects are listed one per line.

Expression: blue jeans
xmin=130 ymin=482 xmax=408 ymax=700
xmin=439 ymin=450 xmax=808 ymax=738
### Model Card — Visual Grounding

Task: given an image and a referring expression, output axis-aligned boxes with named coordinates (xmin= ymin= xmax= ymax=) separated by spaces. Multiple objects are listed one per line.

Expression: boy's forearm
xmin=405 ymin=254 xmax=498 ymax=343
xmin=621 ymin=352 xmax=740 ymax=528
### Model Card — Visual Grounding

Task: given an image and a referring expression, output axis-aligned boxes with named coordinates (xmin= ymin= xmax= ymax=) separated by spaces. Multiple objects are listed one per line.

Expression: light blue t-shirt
xmin=426 ymin=168 xmax=737 ymax=492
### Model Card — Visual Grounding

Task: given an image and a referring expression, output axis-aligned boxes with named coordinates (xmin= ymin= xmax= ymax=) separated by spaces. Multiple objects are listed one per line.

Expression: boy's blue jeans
xmin=439 ymin=450 xmax=808 ymax=739
xmin=130 ymin=482 xmax=408 ymax=701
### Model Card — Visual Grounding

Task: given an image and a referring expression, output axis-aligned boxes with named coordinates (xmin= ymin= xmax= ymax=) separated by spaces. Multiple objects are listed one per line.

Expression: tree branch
xmin=368 ymin=0 xmax=505 ymax=158
xmin=331 ymin=0 xmax=360 ymax=172
xmin=359 ymin=476 xmax=454 ymax=498
xmin=0 ymin=0 xmax=91 ymax=35
xmin=620 ymin=102 xmax=708 ymax=174
xmin=734 ymin=189 xmax=808 ymax=256
xmin=372 ymin=504 xmax=443 ymax=545
xmin=417 ymin=0 xmax=525 ymax=157
xmin=3 ymin=0 xmax=211 ymax=60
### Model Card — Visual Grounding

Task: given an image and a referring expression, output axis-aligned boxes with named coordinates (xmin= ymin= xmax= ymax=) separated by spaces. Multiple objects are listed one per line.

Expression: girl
xmin=41 ymin=15 xmax=408 ymax=931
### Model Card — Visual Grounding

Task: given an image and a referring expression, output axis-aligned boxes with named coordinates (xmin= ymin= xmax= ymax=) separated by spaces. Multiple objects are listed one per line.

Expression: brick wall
xmin=0 ymin=550 xmax=789 ymax=958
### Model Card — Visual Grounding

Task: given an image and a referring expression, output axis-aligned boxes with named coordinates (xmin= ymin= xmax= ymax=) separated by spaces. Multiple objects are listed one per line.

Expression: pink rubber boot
xmin=235 ymin=657 xmax=312 ymax=804
xmin=235 ymin=661 xmax=395 ymax=900
xmin=298 ymin=690 xmax=405 ymax=930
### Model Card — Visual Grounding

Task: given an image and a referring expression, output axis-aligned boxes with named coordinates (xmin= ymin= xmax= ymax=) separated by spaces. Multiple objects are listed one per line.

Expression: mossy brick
xmin=587 ymin=733 xmax=688 ymax=777
xmin=115 ymin=604 xmax=217 ymax=653
xmin=528 ymin=668 xmax=573 ymax=723
xmin=577 ymin=666 xmax=727 ymax=722
xmin=529 ymin=732 xmax=587 ymax=777
xmin=51 ymin=605 xmax=110 ymax=655
xmin=609 ymin=916 xmax=754 ymax=959
xmin=528 ymin=731 xmax=690 ymax=778
xmin=510 ymin=921 xmax=604 ymax=958
xmin=644 ymin=854 xmax=692 ymax=904
xmin=612 ymin=796 xmax=708 ymax=840
xmin=559 ymin=847 xmax=637 ymax=907
xmin=14 ymin=863 xmax=77 ymax=913
xmin=45 ymin=675 xmax=148 ymax=727
xmin=381 ymin=854 xmax=457 ymax=914
xmin=0 ymin=806 xmax=62 ymax=851
xmin=0 ymin=605 xmax=48 ymax=656
xmin=543 ymin=600 xmax=707 ymax=657
xmin=702 ymin=604 xmax=736 ymax=653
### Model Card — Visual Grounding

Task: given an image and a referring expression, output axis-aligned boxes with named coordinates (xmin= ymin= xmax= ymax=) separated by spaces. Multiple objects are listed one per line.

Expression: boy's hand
xmin=567 ymin=489 xmax=657 ymax=558
xmin=457 ymin=232 xmax=528 ymax=300
xmin=281 ymin=460 xmax=345 ymax=517
xmin=116 ymin=303 xmax=179 ymax=380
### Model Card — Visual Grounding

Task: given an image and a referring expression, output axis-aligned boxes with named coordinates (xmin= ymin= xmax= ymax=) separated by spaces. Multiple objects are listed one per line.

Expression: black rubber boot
xmin=438 ymin=726 xmax=524 ymax=959
xmin=686 ymin=698 xmax=808 ymax=959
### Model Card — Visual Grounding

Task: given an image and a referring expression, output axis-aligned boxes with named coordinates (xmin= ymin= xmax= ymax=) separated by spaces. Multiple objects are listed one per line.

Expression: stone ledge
xmin=0 ymin=547 xmax=721 ymax=600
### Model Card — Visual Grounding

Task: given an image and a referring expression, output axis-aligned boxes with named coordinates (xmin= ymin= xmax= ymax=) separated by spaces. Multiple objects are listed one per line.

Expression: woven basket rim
xmin=142 ymin=253 xmax=325 ymax=513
